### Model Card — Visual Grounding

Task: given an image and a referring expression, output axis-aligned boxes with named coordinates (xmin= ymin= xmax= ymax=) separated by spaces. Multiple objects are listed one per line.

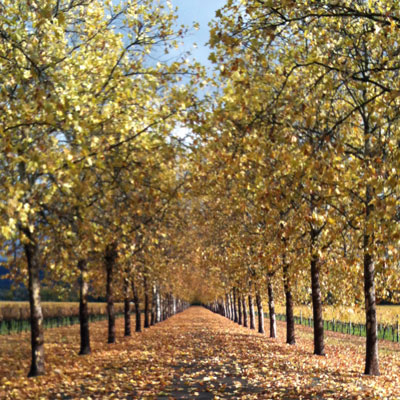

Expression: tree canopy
xmin=2 ymin=0 xmax=400 ymax=378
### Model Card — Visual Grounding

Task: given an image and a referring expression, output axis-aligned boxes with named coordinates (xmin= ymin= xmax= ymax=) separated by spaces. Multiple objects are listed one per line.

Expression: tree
xmin=0 ymin=0 xmax=201 ymax=376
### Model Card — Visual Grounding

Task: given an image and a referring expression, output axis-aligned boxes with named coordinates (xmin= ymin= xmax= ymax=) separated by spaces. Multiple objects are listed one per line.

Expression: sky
xmin=168 ymin=1 xmax=227 ymax=139
xmin=171 ymin=0 xmax=227 ymax=70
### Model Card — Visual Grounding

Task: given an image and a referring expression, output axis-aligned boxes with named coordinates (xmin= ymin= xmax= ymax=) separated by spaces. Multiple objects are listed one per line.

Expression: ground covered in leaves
xmin=1 ymin=307 xmax=399 ymax=399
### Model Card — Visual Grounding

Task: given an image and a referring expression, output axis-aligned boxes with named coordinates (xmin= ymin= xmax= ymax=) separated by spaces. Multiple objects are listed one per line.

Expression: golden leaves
xmin=0 ymin=0 xmax=200 ymax=303
xmin=3 ymin=307 xmax=397 ymax=399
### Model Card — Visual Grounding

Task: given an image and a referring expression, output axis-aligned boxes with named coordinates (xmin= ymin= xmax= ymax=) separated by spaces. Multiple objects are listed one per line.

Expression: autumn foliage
xmin=2 ymin=0 xmax=400 ymax=396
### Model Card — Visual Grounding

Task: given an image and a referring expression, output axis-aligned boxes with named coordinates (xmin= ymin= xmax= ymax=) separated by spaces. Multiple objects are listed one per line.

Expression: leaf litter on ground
xmin=0 ymin=306 xmax=399 ymax=399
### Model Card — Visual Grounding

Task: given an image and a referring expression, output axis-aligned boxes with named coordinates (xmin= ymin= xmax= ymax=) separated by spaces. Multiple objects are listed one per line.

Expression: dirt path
xmin=1 ymin=306 xmax=400 ymax=399
xmin=155 ymin=307 xmax=266 ymax=399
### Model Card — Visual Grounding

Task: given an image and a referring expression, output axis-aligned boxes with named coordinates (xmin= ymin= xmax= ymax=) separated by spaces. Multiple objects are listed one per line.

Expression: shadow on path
xmin=156 ymin=325 xmax=266 ymax=399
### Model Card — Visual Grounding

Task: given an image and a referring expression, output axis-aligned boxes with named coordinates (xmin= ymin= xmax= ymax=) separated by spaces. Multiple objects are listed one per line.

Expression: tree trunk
xmin=363 ymin=185 xmax=379 ymax=375
xmin=173 ymin=296 xmax=177 ymax=315
xmin=364 ymin=249 xmax=379 ymax=375
xmin=124 ymin=278 xmax=131 ymax=337
xmin=311 ymin=249 xmax=325 ymax=355
xmin=230 ymin=292 xmax=235 ymax=320
xmin=242 ymin=296 xmax=248 ymax=327
xmin=165 ymin=295 xmax=169 ymax=319
xmin=151 ymin=285 xmax=156 ymax=326
xmin=225 ymin=294 xmax=231 ymax=319
xmin=267 ymin=279 xmax=277 ymax=338
xmin=220 ymin=299 xmax=225 ymax=316
xmin=105 ymin=243 xmax=117 ymax=344
xmin=143 ymin=276 xmax=150 ymax=328
xmin=283 ymin=260 xmax=295 ymax=345
xmin=25 ymin=237 xmax=45 ymax=377
xmin=168 ymin=294 xmax=173 ymax=318
xmin=223 ymin=299 xmax=227 ymax=317
xmin=78 ymin=259 xmax=91 ymax=355
xmin=256 ymin=292 xmax=265 ymax=334
xmin=248 ymin=294 xmax=255 ymax=329
xmin=132 ymin=280 xmax=141 ymax=332
xmin=161 ymin=297 xmax=166 ymax=321
xmin=233 ymin=289 xmax=238 ymax=323
xmin=156 ymin=286 xmax=161 ymax=323
xmin=238 ymin=290 xmax=242 ymax=325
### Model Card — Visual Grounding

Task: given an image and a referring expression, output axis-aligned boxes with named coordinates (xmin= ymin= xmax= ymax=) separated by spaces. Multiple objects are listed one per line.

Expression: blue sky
xmin=171 ymin=0 xmax=226 ymax=70
xmin=168 ymin=1 xmax=227 ymax=139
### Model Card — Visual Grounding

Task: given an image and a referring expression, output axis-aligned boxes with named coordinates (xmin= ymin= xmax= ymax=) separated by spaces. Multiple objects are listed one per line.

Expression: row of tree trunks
xmin=104 ymin=255 xmax=188 ymax=340
xmin=123 ymin=282 xmax=188 ymax=334
xmin=23 ymin=231 xmax=189 ymax=379
xmin=212 ymin=288 xmax=265 ymax=335
xmin=212 ymin=278 xmax=296 ymax=346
